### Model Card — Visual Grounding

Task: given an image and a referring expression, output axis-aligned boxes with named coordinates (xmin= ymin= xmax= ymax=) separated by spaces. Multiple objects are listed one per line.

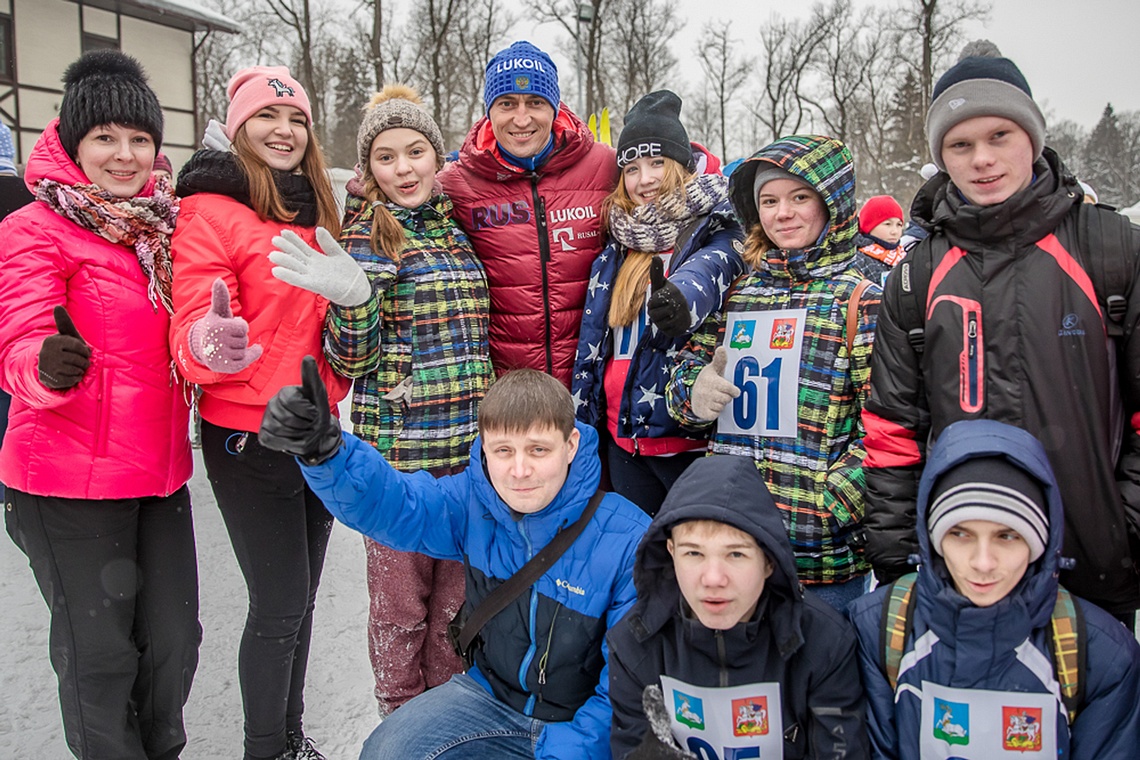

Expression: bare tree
xmin=751 ymin=13 xmax=819 ymax=142
xmin=602 ymin=0 xmax=681 ymax=118
xmin=800 ymin=0 xmax=869 ymax=144
xmin=266 ymin=0 xmax=326 ymax=130
xmin=694 ymin=20 xmax=751 ymax=161
xmin=528 ymin=0 xmax=612 ymax=116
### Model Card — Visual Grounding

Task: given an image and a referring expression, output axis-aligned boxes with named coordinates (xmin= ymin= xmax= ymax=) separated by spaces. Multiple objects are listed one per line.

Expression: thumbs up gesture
xmin=187 ymin=278 xmax=263 ymax=373
xmin=259 ymin=356 xmax=343 ymax=465
xmin=690 ymin=346 xmax=740 ymax=421
xmin=646 ymin=257 xmax=691 ymax=337
xmin=38 ymin=306 xmax=92 ymax=390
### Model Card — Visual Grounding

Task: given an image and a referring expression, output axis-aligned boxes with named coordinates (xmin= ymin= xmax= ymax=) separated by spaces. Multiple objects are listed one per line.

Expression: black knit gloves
xmin=38 ymin=306 xmax=91 ymax=390
xmin=647 ymin=257 xmax=690 ymax=337
xmin=259 ymin=356 xmax=343 ymax=465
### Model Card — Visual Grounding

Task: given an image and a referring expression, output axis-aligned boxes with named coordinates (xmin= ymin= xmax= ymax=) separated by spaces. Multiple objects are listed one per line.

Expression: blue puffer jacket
xmin=847 ymin=420 xmax=1140 ymax=759
xmin=300 ymin=421 xmax=650 ymax=760
xmin=572 ymin=198 xmax=745 ymax=443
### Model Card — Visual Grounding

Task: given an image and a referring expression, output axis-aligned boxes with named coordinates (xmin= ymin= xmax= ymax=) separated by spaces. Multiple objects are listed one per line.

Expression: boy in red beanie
xmin=853 ymin=195 xmax=905 ymax=286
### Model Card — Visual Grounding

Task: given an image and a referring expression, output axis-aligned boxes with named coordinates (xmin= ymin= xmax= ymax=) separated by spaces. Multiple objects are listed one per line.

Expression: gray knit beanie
xmin=357 ymin=84 xmax=446 ymax=170
xmin=926 ymin=40 xmax=1046 ymax=171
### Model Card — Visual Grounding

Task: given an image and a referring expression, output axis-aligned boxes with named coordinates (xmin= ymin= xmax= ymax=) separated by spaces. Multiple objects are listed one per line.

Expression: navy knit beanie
xmin=484 ymin=41 xmax=560 ymax=115
xmin=58 ymin=50 xmax=163 ymax=160
xmin=926 ymin=40 xmax=1045 ymax=171
xmin=616 ymin=90 xmax=692 ymax=169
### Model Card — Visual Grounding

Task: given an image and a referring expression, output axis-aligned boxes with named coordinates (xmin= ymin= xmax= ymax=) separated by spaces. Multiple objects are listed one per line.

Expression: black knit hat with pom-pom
xmin=58 ymin=50 xmax=163 ymax=159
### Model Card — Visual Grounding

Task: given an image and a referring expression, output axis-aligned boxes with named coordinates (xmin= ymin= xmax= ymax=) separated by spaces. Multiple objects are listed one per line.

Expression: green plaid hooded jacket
xmin=666 ymin=135 xmax=880 ymax=584
xmin=325 ymin=193 xmax=492 ymax=474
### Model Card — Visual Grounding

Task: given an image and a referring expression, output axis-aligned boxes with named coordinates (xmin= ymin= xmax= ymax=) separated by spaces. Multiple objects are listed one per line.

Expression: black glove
xmin=38 ymin=306 xmax=91 ymax=390
xmin=646 ymin=257 xmax=690 ymax=337
xmin=628 ymin=684 xmax=697 ymax=760
xmin=258 ymin=355 xmax=343 ymax=465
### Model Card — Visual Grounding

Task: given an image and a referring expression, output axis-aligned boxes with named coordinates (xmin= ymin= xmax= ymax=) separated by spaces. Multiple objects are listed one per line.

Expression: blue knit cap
xmin=484 ymin=41 xmax=560 ymax=115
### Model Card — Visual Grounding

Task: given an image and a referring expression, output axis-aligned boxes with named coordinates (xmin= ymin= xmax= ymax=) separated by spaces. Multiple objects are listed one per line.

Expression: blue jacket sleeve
xmin=1069 ymin=602 xmax=1140 ymax=760
xmin=533 ymin=497 xmax=643 ymax=760
xmin=299 ymin=432 xmax=468 ymax=560
xmin=665 ymin=224 xmax=746 ymax=337
xmin=847 ymin=590 xmax=901 ymax=760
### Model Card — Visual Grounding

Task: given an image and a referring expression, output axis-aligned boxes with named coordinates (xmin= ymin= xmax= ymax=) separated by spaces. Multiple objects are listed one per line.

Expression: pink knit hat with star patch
xmin=224 ymin=66 xmax=312 ymax=141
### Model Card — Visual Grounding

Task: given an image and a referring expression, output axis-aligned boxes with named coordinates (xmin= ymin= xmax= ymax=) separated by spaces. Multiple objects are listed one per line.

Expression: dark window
xmin=0 ymin=16 xmax=13 ymax=83
xmin=82 ymin=32 xmax=118 ymax=53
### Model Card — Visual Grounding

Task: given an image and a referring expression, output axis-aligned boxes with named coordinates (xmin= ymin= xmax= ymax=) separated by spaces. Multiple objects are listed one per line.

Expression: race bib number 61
xmin=717 ymin=309 xmax=806 ymax=437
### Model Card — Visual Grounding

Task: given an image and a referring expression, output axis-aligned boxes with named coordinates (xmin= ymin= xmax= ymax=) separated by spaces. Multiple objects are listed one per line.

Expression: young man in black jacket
xmin=607 ymin=455 xmax=868 ymax=759
xmin=862 ymin=40 xmax=1140 ymax=623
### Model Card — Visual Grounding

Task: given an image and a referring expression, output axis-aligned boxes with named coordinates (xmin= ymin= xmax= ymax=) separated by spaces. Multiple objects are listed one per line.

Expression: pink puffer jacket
xmin=0 ymin=120 xmax=192 ymax=499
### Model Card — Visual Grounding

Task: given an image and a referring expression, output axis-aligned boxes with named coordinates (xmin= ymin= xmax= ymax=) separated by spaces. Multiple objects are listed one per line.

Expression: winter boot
xmin=286 ymin=732 xmax=327 ymax=760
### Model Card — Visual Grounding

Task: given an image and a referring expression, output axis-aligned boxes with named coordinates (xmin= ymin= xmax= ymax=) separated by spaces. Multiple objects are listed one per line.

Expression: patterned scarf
xmin=36 ymin=176 xmax=179 ymax=313
xmin=608 ymin=173 xmax=728 ymax=253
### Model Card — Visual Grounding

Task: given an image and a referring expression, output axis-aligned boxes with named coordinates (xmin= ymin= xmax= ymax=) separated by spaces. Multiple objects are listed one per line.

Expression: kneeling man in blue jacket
xmin=848 ymin=420 xmax=1140 ymax=759
xmin=260 ymin=360 xmax=651 ymax=760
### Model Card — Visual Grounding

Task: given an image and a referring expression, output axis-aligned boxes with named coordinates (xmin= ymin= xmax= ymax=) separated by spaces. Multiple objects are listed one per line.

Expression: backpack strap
xmin=895 ymin=239 xmax=937 ymax=354
xmin=1076 ymin=202 xmax=1136 ymax=337
xmin=1050 ymin=586 xmax=1086 ymax=722
xmin=845 ymin=278 xmax=875 ymax=356
xmin=880 ymin=572 xmax=918 ymax=690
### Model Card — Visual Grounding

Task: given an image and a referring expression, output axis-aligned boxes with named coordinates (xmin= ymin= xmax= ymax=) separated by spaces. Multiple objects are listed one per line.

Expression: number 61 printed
xmin=716 ymin=309 xmax=806 ymax=439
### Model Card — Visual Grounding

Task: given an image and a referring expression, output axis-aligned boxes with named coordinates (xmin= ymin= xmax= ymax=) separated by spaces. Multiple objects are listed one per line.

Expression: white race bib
xmin=659 ymin=675 xmax=784 ymax=760
xmin=717 ymin=309 xmax=807 ymax=438
xmin=613 ymin=310 xmax=650 ymax=361
xmin=918 ymin=681 xmax=1056 ymax=759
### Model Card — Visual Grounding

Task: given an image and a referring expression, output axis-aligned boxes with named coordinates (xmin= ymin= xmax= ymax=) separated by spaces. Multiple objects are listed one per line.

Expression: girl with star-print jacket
xmin=572 ymin=116 xmax=745 ymax=517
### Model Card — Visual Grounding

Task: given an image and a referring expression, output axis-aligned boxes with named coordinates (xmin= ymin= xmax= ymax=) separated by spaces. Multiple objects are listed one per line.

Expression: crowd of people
xmin=1 ymin=34 xmax=1139 ymax=760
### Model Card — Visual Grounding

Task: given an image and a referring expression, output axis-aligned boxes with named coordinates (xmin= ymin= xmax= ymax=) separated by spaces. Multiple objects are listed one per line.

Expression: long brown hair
xmin=604 ymin=158 xmax=695 ymax=328
xmin=232 ymin=124 xmax=341 ymax=235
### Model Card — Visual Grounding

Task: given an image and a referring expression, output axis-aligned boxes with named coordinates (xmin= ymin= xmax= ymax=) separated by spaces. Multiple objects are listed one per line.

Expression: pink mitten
xmin=187 ymin=278 xmax=263 ymax=373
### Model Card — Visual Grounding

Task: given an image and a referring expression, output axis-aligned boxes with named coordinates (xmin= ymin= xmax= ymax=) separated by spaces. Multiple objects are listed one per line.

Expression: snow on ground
xmin=0 ymin=449 xmax=379 ymax=759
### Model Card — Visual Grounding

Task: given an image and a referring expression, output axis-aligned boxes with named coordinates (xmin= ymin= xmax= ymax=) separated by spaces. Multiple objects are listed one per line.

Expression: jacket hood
xmin=631 ymin=455 xmax=805 ymax=654
xmin=915 ymin=420 xmax=1064 ymax=633
xmin=467 ymin=420 xmax=602 ymax=547
xmin=727 ymin=134 xmax=856 ymax=281
xmin=910 ymin=147 xmax=1081 ymax=249
xmin=689 ymin=141 xmax=721 ymax=176
xmin=25 ymin=118 xmax=156 ymax=197
xmin=459 ymin=105 xmax=603 ymax=182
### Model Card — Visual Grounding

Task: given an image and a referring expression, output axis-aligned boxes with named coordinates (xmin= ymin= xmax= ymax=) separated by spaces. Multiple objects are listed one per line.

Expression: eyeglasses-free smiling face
xmin=75 ymin=124 xmax=156 ymax=198
xmin=482 ymin=424 xmax=580 ymax=514
xmin=369 ymin=127 xmax=438 ymax=209
xmin=488 ymin=93 xmax=555 ymax=158
xmin=939 ymin=519 xmax=1031 ymax=607
xmin=668 ymin=520 xmax=774 ymax=630
xmin=756 ymin=178 xmax=828 ymax=251
xmin=240 ymin=105 xmax=310 ymax=172
xmin=940 ymin=116 xmax=1035 ymax=207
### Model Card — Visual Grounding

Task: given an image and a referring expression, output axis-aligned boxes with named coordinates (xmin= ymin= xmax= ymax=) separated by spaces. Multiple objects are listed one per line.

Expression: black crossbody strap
xmin=458 ymin=489 xmax=606 ymax=655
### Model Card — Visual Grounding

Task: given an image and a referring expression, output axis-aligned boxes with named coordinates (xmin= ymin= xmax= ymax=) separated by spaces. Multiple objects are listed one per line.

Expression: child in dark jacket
xmin=848 ymin=420 xmax=1140 ymax=759
xmin=607 ymin=454 xmax=869 ymax=759
xmin=573 ymin=90 xmax=745 ymax=517
xmin=853 ymin=194 xmax=906 ymax=286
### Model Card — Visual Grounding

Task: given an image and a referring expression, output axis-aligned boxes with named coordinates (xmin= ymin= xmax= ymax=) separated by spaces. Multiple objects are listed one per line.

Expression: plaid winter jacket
xmin=325 ymin=194 xmax=491 ymax=474
xmin=666 ymin=136 xmax=879 ymax=584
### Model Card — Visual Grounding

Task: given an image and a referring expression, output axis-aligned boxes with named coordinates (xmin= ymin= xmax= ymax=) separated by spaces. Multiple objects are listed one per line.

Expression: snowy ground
xmin=0 ymin=449 xmax=379 ymax=759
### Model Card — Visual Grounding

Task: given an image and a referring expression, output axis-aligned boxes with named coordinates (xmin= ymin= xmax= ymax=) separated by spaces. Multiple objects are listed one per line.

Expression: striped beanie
xmin=928 ymin=456 xmax=1049 ymax=561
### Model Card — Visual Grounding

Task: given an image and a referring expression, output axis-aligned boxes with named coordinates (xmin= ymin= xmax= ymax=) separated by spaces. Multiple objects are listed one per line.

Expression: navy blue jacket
xmin=572 ymin=199 xmax=745 ymax=443
xmin=848 ymin=420 xmax=1140 ymax=759
xmin=300 ymin=422 xmax=651 ymax=760
xmin=607 ymin=455 xmax=869 ymax=759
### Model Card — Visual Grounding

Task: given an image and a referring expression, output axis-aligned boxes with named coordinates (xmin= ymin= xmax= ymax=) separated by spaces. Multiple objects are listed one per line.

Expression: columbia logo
xmin=555 ymin=578 xmax=585 ymax=596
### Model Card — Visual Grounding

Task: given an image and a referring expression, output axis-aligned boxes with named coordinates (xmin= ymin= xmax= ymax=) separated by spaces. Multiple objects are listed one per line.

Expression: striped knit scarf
xmin=35 ymin=176 xmax=179 ymax=313
xmin=608 ymin=173 xmax=727 ymax=253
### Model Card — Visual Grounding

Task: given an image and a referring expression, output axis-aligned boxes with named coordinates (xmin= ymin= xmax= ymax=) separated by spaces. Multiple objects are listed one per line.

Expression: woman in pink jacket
xmin=168 ymin=66 xmax=348 ymax=760
xmin=0 ymin=51 xmax=199 ymax=759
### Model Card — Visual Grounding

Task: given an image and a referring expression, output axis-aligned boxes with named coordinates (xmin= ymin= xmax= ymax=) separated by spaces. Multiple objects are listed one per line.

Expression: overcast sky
xmin=509 ymin=0 xmax=1137 ymax=130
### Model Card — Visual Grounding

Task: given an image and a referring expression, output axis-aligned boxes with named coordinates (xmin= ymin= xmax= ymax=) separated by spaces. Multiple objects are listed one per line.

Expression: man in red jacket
xmin=440 ymin=41 xmax=617 ymax=387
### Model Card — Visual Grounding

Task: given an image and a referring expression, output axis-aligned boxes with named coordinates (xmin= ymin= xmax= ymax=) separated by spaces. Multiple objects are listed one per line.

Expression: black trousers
xmin=201 ymin=421 xmax=333 ymax=760
xmin=605 ymin=432 xmax=704 ymax=517
xmin=5 ymin=485 xmax=200 ymax=760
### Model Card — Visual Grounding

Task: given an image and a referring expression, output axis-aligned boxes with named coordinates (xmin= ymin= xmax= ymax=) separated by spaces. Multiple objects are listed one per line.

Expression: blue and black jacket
xmin=300 ymin=421 xmax=650 ymax=760
xmin=848 ymin=420 xmax=1140 ymax=759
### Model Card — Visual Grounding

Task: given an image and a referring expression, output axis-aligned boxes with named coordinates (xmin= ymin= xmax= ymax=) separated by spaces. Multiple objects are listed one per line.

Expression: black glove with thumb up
xmin=258 ymin=356 xmax=344 ymax=465
xmin=646 ymin=257 xmax=691 ymax=337
xmin=38 ymin=306 xmax=91 ymax=390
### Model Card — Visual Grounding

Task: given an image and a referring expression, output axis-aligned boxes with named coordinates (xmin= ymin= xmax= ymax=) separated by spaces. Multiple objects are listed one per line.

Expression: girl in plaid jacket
xmin=665 ymin=135 xmax=879 ymax=611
